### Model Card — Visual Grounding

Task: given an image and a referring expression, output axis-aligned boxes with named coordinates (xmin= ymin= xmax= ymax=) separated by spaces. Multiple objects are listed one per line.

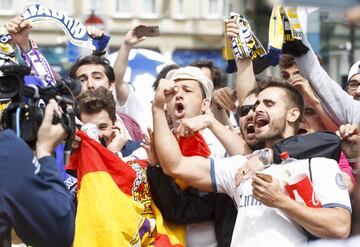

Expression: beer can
xmin=81 ymin=123 xmax=100 ymax=142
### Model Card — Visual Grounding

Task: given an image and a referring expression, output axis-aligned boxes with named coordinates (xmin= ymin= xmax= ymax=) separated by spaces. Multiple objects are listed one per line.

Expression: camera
xmin=0 ymin=64 xmax=82 ymax=147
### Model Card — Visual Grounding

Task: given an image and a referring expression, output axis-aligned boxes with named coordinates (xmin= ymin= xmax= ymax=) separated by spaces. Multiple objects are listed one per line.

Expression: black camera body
xmin=0 ymin=64 xmax=81 ymax=147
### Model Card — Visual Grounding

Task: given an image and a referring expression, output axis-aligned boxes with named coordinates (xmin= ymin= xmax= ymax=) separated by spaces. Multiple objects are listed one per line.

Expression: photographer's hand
xmin=36 ymin=100 xmax=67 ymax=159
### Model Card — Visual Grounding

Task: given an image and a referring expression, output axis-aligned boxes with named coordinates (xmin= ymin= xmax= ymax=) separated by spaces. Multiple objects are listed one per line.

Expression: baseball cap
xmin=347 ymin=60 xmax=360 ymax=82
xmin=165 ymin=66 xmax=214 ymax=100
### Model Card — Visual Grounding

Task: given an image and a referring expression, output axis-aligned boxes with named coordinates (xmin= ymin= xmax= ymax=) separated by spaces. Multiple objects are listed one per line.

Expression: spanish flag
xmin=66 ymin=131 xmax=184 ymax=247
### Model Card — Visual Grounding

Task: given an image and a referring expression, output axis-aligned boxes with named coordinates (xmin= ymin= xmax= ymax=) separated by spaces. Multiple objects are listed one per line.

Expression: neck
xmin=265 ymin=127 xmax=296 ymax=148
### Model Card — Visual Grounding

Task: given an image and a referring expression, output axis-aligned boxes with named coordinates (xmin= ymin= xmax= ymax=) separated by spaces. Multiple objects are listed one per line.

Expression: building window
xmin=205 ymin=0 xmax=222 ymax=18
xmin=89 ymin=0 xmax=102 ymax=13
xmin=0 ymin=0 xmax=12 ymax=13
xmin=142 ymin=0 xmax=157 ymax=17
xmin=174 ymin=0 xmax=185 ymax=18
xmin=209 ymin=0 xmax=218 ymax=14
xmin=116 ymin=0 xmax=130 ymax=14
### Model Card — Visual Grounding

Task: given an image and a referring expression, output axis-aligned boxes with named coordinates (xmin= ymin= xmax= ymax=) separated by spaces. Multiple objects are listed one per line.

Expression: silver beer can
xmin=81 ymin=123 xmax=100 ymax=142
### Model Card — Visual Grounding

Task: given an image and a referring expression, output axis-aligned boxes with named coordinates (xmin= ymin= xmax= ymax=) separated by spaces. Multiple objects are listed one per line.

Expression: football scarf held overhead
xmin=22 ymin=3 xmax=110 ymax=51
xmin=66 ymin=131 xmax=184 ymax=247
xmin=282 ymin=6 xmax=309 ymax=57
xmin=266 ymin=4 xmax=284 ymax=66
xmin=224 ymin=13 xmax=267 ymax=74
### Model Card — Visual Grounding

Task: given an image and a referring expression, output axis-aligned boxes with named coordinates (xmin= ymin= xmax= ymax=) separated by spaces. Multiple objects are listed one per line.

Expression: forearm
xmin=208 ymin=115 xmax=251 ymax=156
xmin=296 ymin=48 xmax=360 ymax=125
xmin=235 ymin=58 xmax=256 ymax=105
xmin=312 ymin=100 xmax=339 ymax=132
xmin=278 ymin=195 xmax=351 ymax=239
xmin=152 ymin=107 xmax=212 ymax=191
xmin=152 ymin=107 xmax=184 ymax=175
xmin=113 ymin=42 xmax=132 ymax=105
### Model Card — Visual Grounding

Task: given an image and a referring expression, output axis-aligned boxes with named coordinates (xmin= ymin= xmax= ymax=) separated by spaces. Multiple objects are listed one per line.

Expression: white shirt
xmin=211 ymin=156 xmax=352 ymax=247
xmin=113 ymin=85 xmax=153 ymax=132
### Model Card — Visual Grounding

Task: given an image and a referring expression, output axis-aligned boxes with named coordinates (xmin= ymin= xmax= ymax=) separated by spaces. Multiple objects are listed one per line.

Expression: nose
xmin=87 ymin=78 xmax=95 ymax=90
xmin=175 ymin=87 xmax=183 ymax=99
xmin=355 ymin=85 xmax=360 ymax=96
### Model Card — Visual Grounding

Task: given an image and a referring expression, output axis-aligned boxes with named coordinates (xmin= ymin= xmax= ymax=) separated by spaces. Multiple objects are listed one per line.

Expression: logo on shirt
xmin=239 ymin=194 xmax=262 ymax=207
xmin=32 ymin=156 xmax=41 ymax=175
xmin=335 ymin=173 xmax=347 ymax=190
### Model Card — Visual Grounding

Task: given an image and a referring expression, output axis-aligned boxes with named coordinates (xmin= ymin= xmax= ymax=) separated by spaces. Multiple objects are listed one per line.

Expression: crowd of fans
xmin=1 ymin=4 xmax=360 ymax=247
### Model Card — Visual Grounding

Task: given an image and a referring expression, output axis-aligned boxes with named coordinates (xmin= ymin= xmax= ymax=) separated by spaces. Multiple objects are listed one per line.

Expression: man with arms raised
xmin=152 ymin=79 xmax=351 ymax=246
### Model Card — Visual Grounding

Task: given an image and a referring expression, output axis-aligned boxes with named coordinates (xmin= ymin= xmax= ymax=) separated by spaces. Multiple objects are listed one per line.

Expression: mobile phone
xmin=135 ymin=26 xmax=160 ymax=38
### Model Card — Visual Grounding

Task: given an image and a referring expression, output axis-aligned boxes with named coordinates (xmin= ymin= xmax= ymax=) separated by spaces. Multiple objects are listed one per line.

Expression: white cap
xmin=348 ymin=60 xmax=360 ymax=82
xmin=165 ymin=66 xmax=214 ymax=100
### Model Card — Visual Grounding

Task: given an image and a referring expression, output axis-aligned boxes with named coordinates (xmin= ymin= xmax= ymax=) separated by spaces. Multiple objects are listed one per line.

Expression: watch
xmin=254 ymin=148 xmax=272 ymax=168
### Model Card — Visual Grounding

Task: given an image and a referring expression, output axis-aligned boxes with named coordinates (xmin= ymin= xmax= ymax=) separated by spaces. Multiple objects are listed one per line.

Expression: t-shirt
xmin=113 ymin=85 xmax=153 ymax=132
xmin=211 ymin=156 xmax=352 ymax=247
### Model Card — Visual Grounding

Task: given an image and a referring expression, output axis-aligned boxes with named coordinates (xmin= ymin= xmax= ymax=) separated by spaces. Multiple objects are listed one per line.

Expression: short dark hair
xmin=279 ymin=54 xmax=296 ymax=70
xmin=259 ymin=80 xmax=304 ymax=130
xmin=153 ymin=64 xmax=180 ymax=90
xmin=76 ymin=86 xmax=116 ymax=123
xmin=69 ymin=55 xmax=115 ymax=83
xmin=189 ymin=60 xmax=224 ymax=89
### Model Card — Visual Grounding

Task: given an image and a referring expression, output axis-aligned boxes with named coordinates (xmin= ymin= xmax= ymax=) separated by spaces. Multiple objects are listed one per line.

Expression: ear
xmin=108 ymin=81 xmax=115 ymax=92
xmin=201 ymin=99 xmax=211 ymax=113
xmin=286 ymin=107 xmax=300 ymax=124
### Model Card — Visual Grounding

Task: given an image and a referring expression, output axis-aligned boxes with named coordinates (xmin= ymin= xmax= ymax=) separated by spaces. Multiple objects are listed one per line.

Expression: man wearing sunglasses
xmin=152 ymin=79 xmax=351 ymax=246
xmin=237 ymin=88 xmax=265 ymax=151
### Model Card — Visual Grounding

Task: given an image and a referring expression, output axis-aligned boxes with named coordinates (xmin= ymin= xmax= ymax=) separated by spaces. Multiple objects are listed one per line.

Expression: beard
xmin=255 ymin=117 xmax=286 ymax=143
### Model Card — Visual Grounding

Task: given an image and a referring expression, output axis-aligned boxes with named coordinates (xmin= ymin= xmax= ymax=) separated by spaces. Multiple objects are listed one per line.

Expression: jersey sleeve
xmin=210 ymin=155 xmax=247 ymax=198
xmin=310 ymin=157 xmax=351 ymax=212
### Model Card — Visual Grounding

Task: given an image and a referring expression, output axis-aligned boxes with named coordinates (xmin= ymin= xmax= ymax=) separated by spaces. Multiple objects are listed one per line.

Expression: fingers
xmin=235 ymin=167 xmax=251 ymax=186
xmin=252 ymin=173 xmax=270 ymax=187
xmin=176 ymin=123 xmax=194 ymax=137
xmin=225 ymin=22 xmax=239 ymax=38
xmin=87 ymin=26 xmax=104 ymax=38
xmin=255 ymin=172 xmax=273 ymax=183
xmin=339 ymin=124 xmax=359 ymax=139
xmin=213 ymin=87 xmax=237 ymax=112
xmin=6 ymin=16 xmax=31 ymax=33
xmin=42 ymin=99 xmax=60 ymax=125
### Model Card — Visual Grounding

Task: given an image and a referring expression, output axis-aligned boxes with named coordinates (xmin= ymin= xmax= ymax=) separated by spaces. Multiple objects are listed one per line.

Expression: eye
xmin=304 ymin=108 xmax=315 ymax=115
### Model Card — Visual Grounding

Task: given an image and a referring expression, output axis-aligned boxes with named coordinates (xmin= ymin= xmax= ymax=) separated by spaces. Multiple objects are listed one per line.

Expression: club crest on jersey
xmin=335 ymin=173 xmax=347 ymax=190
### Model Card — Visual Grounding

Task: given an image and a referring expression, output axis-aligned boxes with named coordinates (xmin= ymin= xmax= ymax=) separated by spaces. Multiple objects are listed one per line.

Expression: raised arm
xmin=287 ymin=74 xmax=339 ymax=131
xmin=295 ymin=43 xmax=360 ymax=125
xmin=225 ymin=21 xmax=257 ymax=105
xmin=177 ymin=114 xmax=251 ymax=156
xmin=113 ymin=26 xmax=145 ymax=105
xmin=152 ymin=79 xmax=212 ymax=191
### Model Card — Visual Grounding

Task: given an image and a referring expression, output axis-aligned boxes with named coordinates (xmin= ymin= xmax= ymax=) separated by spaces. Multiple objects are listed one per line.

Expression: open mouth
xmin=297 ymin=128 xmax=308 ymax=135
xmin=175 ymin=102 xmax=185 ymax=119
xmin=255 ymin=118 xmax=269 ymax=129
xmin=246 ymin=123 xmax=255 ymax=135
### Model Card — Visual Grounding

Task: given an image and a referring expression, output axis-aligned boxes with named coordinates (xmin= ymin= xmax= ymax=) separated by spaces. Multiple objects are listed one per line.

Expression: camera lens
xmin=0 ymin=74 xmax=21 ymax=99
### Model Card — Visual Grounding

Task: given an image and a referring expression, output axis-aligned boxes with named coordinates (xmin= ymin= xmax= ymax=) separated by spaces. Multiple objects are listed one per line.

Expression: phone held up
xmin=135 ymin=25 xmax=160 ymax=38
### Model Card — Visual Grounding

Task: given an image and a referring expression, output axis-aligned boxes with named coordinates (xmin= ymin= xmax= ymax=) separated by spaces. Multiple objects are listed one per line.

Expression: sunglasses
xmin=237 ymin=104 xmax=256 ymax=117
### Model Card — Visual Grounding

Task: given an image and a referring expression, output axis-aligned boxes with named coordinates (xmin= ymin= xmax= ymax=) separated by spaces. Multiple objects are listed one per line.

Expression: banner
xmin=22 ymin=3 xmax=110 ymax=51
